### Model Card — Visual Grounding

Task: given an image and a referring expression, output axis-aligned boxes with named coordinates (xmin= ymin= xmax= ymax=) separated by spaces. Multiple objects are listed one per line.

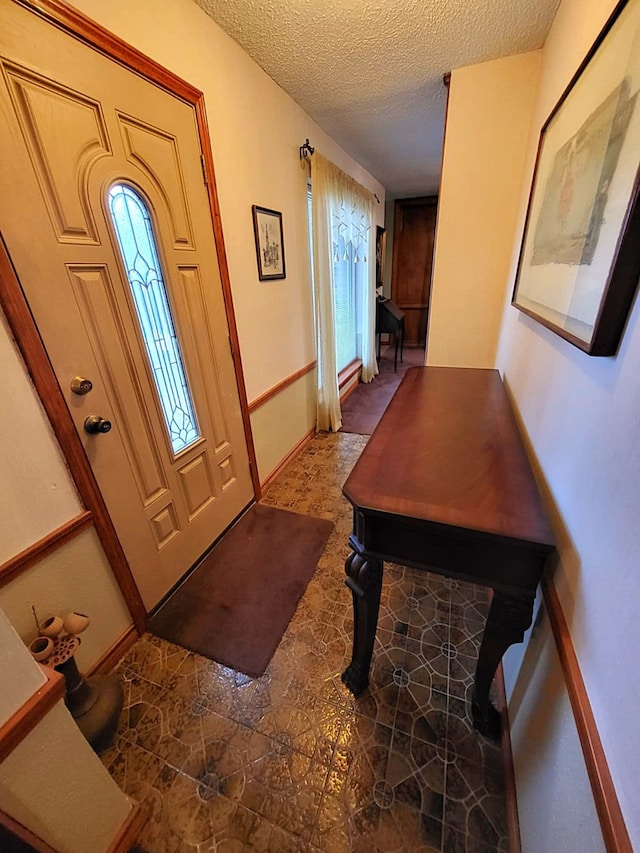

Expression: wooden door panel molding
xmin=3 ymin=61 xmax=111 ymax=245
xmin=67 ymin=264 xmax=170 ymax=505
xmin=117 ymin=113 xmax=195 ymax=249
xmin=219 ymin=455 xmax=236 ymax=489
xmin=0 ymin=235 xmax=147 ymax=631
xmin=177 ymin=451 xmax=216 ymax=519
xmin=175 ymin=264 xmax=233 ymax=451
xmin=150 ymin=503 xmax=180 ymax=549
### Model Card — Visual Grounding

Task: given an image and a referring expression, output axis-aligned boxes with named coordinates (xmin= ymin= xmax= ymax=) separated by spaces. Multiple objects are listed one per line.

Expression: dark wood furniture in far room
xmin=341 ymin=366 xmax=555 ymax=738
xmin=376 ymin=297 xmax=405 ymax=371
xmin=390 ymin=196 xmax=437 ymax=347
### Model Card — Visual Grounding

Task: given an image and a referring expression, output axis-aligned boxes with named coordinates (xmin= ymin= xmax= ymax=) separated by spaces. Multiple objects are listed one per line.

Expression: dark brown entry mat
xmin=148 ymin=503 xmax=333 ymax=677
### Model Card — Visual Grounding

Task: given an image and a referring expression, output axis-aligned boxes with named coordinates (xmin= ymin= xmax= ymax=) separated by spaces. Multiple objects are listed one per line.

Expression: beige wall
xmin=0 ymin=609 xmax=45 ymax=726
xmin=0 ymin=312 xmax=82 ymax=563
xmin=250 ymin=368 xmax=317 ymax=485
xmin=0 ymin=700 xmax=131 ymax=852
xmin=427 ymin=51 xmax=541 ymax=368
xmin=0 ymin=526 xmax=132 ymax=673
xmin=0 ymin=310 xmax=132 ymax=666
xmin=497 ymin=0 xmax=640 ymax=846
xmin=0 ymin=604 xmax=132 ymax=851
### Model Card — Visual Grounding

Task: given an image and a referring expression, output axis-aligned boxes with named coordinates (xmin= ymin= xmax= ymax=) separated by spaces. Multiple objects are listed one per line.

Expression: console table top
xmin=343 ymin=366 xmax=554 ymax=547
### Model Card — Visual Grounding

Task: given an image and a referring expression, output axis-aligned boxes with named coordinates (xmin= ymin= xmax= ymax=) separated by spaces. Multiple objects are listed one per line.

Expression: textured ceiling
xmin=194 ymin=0 xmax=561 ymax=196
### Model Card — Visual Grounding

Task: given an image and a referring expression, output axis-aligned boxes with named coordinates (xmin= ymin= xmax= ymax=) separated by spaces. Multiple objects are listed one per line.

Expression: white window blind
xmin=333 ymin=234 xmax=357 ymax=372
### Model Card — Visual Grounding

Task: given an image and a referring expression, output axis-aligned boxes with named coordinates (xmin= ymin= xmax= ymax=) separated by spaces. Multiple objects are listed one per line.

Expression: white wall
xmin=507 ymin=605 xmax=605 ymax=853
xmin=427 ymin=52 xmax=541 ymax=367
xmin=69 ymin=0 xmax=385 ymax=480
xmin=0 ymin=312 xmax=81 ymax=562
xmin=496 ymin=0 xmax=639 ymax=846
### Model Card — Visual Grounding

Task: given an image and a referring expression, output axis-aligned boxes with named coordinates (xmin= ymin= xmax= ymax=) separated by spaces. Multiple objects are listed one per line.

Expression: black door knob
xmin=84 ymin=415 xmax=112 ymax=435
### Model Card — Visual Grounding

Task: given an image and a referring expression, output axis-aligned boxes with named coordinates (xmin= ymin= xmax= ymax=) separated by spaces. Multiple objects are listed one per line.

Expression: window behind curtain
xmin=308 ymin=186 xmax=358 ymax=374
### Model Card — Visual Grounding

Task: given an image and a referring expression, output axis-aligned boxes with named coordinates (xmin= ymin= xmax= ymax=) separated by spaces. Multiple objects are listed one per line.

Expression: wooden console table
xmin=341 ymin=366 xmax=555 ymax=738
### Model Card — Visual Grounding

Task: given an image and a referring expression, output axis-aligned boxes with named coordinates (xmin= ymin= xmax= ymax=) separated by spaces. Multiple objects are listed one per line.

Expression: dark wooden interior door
xmin=391 ymin=196 xmax=437 ymax=347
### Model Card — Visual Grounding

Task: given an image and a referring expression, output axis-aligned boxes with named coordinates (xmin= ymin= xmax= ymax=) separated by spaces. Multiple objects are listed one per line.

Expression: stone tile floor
xmin=100 ymin=431 xmax=509 ymax=852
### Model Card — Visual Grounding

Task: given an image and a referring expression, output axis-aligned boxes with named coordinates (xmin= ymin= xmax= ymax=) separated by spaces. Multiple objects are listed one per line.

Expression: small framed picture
xmin=252 ymin=205 xmax=286 ymax=280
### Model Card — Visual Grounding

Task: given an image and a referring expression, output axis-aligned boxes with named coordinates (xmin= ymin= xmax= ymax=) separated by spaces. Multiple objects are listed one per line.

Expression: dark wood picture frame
xmin=252 ymin=205 xmax=286 ymax=280
xmin=512 ymin=0 xmax=640 ymax=356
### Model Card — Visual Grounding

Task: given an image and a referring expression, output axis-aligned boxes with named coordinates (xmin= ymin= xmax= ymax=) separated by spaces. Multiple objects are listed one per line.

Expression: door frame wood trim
xmin=106 ymin=800 xmax=149 ymax=853
xmin=195 ymin=96 xmax=260 ymax=496
xmin=15 ymin=0 xmax=203 ymax=103
xmin=0 ymin=237 xmax=147 ymax=632
xmin=1 ymin=0 xmax=260 ymax=625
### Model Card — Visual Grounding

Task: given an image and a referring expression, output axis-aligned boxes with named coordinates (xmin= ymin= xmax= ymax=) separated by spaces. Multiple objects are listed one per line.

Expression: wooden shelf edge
xmin=0 ymin=666 xmax=65 ymax=764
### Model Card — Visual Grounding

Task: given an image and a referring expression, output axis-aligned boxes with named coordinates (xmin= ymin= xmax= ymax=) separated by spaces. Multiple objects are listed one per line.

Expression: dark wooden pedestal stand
xmin=46 ymin=635 xmax=123 ymax=751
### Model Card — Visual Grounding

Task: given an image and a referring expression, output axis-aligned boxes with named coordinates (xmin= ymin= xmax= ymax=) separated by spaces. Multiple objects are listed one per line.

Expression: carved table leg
xmin=341 ymin=543 xmax=383 ymax=696
xmin=472 ymin=588 xmax=535 ymax=739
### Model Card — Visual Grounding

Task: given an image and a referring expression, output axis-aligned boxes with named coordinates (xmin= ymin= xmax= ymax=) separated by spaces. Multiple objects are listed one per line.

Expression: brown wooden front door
xmin=391 ymin=196 xmax=437 ymax=347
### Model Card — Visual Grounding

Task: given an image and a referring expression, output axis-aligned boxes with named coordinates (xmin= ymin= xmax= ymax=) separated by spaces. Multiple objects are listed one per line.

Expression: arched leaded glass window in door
xmin=108 ymin=184 xmax=199 ymax=454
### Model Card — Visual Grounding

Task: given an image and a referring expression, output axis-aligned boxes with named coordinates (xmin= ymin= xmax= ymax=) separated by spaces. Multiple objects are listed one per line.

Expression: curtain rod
xmin=299 ymin=138 xmax=315 ymax=160
xmin=299 ymin=138 xmax=380 ymax=203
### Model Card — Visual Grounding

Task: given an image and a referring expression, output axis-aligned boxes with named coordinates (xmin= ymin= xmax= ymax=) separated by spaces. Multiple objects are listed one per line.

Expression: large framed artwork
xmin=252 ymin=205 xmax=286 ymax=280
xmin=512 ymin=0 xmax=640 ymax=356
